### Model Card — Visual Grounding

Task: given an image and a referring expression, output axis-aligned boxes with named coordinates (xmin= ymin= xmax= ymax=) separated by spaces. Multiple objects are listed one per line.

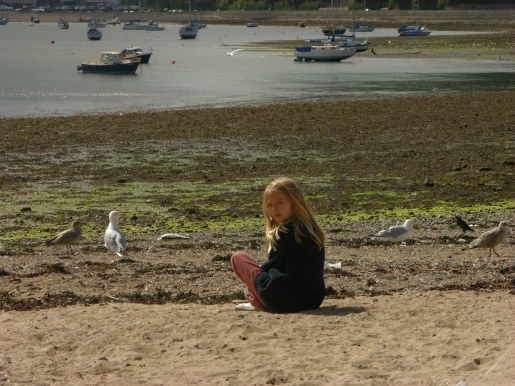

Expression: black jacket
xmin=255 ymin=222 xmax=325 ymax=313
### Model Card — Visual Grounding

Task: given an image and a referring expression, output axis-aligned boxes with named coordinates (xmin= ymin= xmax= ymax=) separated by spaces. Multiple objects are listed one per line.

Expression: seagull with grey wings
xmin=372 ymin=219 xmax=416 ymax=243
xmin=104 ymin=211 xmax=126 ymax=258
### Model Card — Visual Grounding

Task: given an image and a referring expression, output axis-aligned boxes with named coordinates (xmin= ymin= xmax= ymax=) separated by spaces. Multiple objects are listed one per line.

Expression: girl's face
xmin=265 ymin=191 xmax=293 ymax=223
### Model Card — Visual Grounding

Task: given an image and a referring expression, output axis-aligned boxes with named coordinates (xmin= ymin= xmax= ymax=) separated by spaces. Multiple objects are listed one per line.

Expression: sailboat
xmin=294 ymin=0 xmax=357 ymax=62
xmin=179 ymin=0 xmax=198 ymax=39
xmin=349 ymin=0 xmax=375 ymax=33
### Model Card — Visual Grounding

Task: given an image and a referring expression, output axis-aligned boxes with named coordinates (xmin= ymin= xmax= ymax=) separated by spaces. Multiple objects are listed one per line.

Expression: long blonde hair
xmin=263 ymin=177 xmax=326 ymax=253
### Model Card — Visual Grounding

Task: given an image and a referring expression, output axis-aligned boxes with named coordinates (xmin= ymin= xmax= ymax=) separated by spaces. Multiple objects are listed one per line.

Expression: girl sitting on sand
xmin=231 ymin=177 xmax=326 ymax=313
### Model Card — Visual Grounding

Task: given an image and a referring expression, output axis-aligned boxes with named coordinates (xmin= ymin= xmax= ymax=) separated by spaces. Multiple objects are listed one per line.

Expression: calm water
xmin=0 ymin=22 xmax=513 ymax=117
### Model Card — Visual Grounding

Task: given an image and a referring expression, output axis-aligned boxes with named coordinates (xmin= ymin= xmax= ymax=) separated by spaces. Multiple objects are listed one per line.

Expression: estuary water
xmin=0 ymin=22 xmax=513 ymax=117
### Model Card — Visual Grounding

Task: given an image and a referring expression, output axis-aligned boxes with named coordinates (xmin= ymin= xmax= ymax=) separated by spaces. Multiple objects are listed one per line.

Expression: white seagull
xmin=462 ymin=221 xmax=510 ymax=257
xmin=220 ymin=38 xmax=243 ymax=56
xmin=372 ymin=219 xmax=416 ymax=242
xmin=104 ymin=211 xmax=126 ymax=257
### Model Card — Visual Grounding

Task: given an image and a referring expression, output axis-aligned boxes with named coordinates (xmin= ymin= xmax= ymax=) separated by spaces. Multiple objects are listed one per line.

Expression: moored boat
xmin=349 ymin=23 xmax=375 ymax=33
xmin=247 ymin=21 xmax=258 ymax=27
xmin=58 ymin=18 xmax=69 ymax=29
xmin=120 ymin=44 xmax=152 ymax=64
xmin=88 ymin=19 xmax=107 ymax=28
xmin=0 ymin=17 xmax=9 ymax=25
xmin=146 ymin=21 xmax=165 ymax=31
xmin=77 ymin=52 xmax=141 ymax=74
xmin=87 ymin=28 xmax=103 ymax=40
xmin=179 ymin=24 xmax=197 ymax=39
xmin=179 ymin=0 xmax=199 ymax=39
xmin=398 ymin=22 xmax=431 ymax=36
xmin=294 ymin=44 xmax=357 ymax=62
xmin=123 ymin=19 xmax=146 ymax=30
xmin=31 ymin=15 xmax=40 ymax=23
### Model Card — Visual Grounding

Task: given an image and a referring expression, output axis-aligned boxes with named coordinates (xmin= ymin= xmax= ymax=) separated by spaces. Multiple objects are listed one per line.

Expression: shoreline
xmin=2 ymin=9 xmax=514 ymax=31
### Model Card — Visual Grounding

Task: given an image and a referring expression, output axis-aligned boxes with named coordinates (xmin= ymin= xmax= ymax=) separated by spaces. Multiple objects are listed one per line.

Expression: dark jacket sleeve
xmin=255 ymin=223 xmax=325 ymax=313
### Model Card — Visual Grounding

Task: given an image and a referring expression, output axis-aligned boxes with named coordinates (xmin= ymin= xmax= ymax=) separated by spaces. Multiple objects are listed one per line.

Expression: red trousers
xmin=231 ymin=251 xmax=269 ymax=311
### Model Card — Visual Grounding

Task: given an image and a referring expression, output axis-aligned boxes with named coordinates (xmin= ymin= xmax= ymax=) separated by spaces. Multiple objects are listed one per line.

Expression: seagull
xmin=455 ymin=215 xmax=474 ymax=233
xmin=157 ymin=233 xmax=190 ymax=241
xmin=46 ymin=220 xmax=82 ymax=256
xmin=462 ymin=221 xmax=510 ymax=257
xmin=104 ymin=211 xmax=126 ymax=258
xmin=226 ymin=48 xmax=243 ymax=56
xmin=372 ymin=219 xmax=416 ymax=242
xmin=220 ymin=38 xmax=243 ymax=56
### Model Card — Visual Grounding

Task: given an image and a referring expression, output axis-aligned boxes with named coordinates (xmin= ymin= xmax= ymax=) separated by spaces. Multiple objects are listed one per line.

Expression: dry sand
xmin=1 ymin=292 xmax=513 ymax=385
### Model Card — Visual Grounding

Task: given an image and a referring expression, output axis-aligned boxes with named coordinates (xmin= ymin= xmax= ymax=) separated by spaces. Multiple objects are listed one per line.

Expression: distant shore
xmin=2 ymin=9 xmax=514 ymax=31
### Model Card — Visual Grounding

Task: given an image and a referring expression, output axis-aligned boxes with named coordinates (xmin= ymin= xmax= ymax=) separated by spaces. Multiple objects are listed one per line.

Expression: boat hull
xmin=78 ymin=62 xmax=140 ymax=74
xmin=294 ymin=45 xmax=357 ymax=62
xmin=349 ymin=24 xmax=375 ymax=33
xmin=179 ymin=26 xmax=198 ymax=39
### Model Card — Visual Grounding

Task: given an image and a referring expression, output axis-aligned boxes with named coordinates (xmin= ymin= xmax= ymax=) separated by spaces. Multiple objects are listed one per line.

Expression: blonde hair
xmin=263 ymin=177 xmax=326 ymax=253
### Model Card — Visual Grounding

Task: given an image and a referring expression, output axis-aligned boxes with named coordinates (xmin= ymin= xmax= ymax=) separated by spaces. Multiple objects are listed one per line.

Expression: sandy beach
xmin=1 ymin=292 xmax=513 ymax=385
xmin=0 ymin=8 xmax=514 ymax=383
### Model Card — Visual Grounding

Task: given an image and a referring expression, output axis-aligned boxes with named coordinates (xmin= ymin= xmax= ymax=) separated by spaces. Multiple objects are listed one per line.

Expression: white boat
xmin=335 ymin=38 xmax=372 ymax=52
xmin=294 ymin=44 xmax=357 ymax=62
xmin=77 ymin=52 xmax=140 ymax=74
xmin=58 ymin=18 xmax=69 ymax=29
xmin=106 ymin=17 xmax=121 ymax=25
xmin=146 ymin=21 xmax=165 ymax=31
xmin=123 ymin=19 xmax=147 ymax=30
xmin=87 ymin=28 xmax=102 ymax=40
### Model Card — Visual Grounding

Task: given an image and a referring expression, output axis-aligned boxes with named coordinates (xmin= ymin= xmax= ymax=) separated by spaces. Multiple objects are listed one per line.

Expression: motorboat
xmin=294 ymin=44 xmax=357 ymax=62
xmin=349 ymin=23 xmax=375 ymax=33
xmin=106 ymin=17 xmax=121 ymax=25
xmin=58 ymin=18 xmax=69 ymax=29
xmin=398 ymin=22 xmax=431 ymax=36
xmin=123 ymin=19 xmax=146 ymax=30
xmin=146 ymin=21 xmax=165 ymax=31
xmin=120 ymin=45 xmax=152 ymax=64
xmin=322 ymin=24 xmax=345 ymax=36
xmin=0 ymin=17 xmax=9 ymax=25
xmin=31 ymin=15 xmax=40 ymax=23
xmin=77 ymin=52 xmax=140 ymax=74
xmin=87 ymin=28 xmax=103 ymax=40
xmin=88 ymin=19 xmax=107 ymax=28
xmin=188 ymin=20 xmax=206 ymax=29
xmin=247 ymin=22 xmax=258 ymax=27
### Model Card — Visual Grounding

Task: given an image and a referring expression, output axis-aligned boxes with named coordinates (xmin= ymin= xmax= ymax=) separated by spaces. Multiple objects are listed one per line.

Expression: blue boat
xmin=398 ymin=21 xmax=431 ymax=36
xmin=77 ymin=52 xmax=141 ymax=74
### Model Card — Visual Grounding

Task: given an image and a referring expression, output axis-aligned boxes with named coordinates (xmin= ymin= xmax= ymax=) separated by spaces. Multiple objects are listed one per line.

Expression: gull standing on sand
xmin=46 ymin=220 xmax=82 ymax=256
xmin=104 ymin=211 xmax=126 ymax=257
xmin=455 ymin=215 xmax=474 ymax=233
xmin=372 ymin=219 xmax=416 ymax=242
xmin=462 ymin=221 xmax=510 ymax=257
